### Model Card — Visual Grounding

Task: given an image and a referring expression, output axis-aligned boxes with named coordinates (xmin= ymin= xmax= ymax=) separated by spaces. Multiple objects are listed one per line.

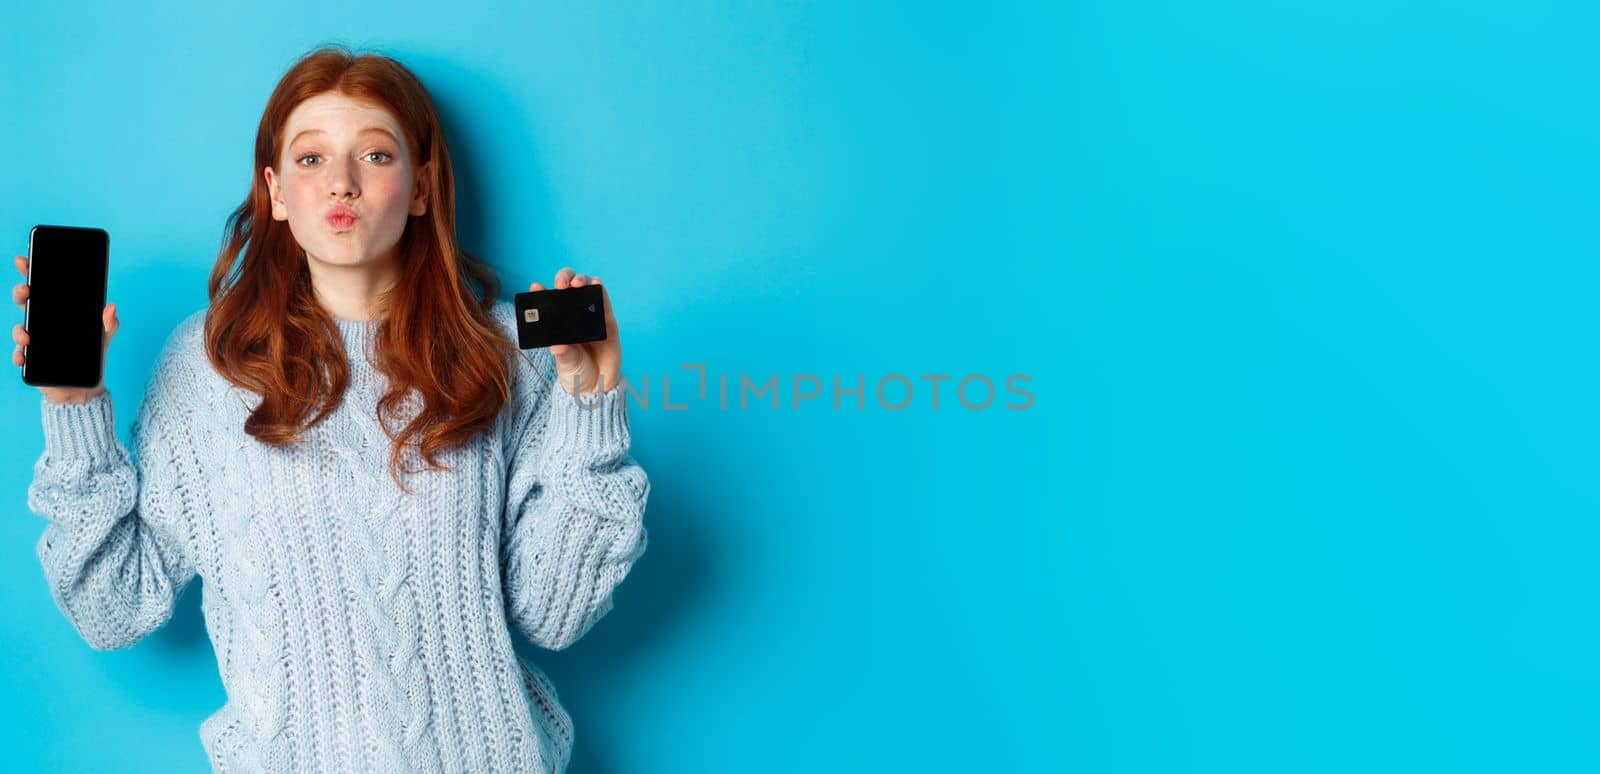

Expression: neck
xmin=305 ymin=248 xmax=399 ymax=321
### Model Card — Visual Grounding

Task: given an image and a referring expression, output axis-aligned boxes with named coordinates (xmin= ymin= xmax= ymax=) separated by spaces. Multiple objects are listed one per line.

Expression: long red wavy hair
xmin=205 ymin=44 xmax=519 ymax=492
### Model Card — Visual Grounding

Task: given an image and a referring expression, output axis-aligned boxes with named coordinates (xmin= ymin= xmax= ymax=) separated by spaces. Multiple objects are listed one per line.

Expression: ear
xmin=264 ymin=166 xmax=288 ymax=222
xmin=409 ymin=161 xmax=430 ymax=217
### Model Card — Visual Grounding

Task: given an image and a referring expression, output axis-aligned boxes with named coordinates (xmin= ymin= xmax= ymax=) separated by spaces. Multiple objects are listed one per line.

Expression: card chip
xmin=524 ymin=308 xmax=539 ymax=323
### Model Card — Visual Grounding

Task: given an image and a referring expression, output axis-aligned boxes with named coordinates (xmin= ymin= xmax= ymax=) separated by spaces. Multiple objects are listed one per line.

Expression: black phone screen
xmin=23 ymin=225 xmax=109 ymax=389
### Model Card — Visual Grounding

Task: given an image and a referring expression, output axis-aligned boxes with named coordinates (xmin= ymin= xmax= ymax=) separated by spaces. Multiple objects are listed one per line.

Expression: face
xmin=264 ymin=92 xmax=428 ymax=272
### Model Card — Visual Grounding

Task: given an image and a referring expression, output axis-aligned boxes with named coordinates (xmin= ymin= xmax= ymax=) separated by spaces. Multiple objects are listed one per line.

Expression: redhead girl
xmin=13 ymin=44 xmax=646 ymax=774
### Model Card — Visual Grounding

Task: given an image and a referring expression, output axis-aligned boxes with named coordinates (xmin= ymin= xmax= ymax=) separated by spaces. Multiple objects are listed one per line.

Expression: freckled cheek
xmin=363 ymin=177 xmax=410 ymax=218
xmin=283 ymin=178 xmax=322 ymax=211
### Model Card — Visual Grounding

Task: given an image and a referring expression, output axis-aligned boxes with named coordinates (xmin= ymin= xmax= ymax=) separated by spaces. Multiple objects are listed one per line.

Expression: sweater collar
xmin=333 ymin=317 xmax=382 ymax=371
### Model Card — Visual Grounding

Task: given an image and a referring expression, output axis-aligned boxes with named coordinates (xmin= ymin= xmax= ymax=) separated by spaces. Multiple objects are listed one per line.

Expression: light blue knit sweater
xmin=26 ymin=299 xmax=649 ymax=773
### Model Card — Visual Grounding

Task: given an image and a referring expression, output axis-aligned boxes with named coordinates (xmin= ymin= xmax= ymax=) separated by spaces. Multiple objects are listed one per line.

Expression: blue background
xmin=1 ymin=1 xmax=1593 ymax=772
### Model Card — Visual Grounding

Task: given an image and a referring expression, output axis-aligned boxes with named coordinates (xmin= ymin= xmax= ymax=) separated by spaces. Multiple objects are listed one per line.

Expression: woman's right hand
xmin=12 ymin=255 xmax=118 ymax=405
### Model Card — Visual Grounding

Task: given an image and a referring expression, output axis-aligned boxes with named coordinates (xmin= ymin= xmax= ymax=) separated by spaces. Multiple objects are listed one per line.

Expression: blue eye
xmin=294 ymin=151 xmax=391 ymax=167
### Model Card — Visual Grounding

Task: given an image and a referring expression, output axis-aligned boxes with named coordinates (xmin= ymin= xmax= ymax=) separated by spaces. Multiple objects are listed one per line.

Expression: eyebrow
xmin=288 ymin=126 xmax=400 ymax=147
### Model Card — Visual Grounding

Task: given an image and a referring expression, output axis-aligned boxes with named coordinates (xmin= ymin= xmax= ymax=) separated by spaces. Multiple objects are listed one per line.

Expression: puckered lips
xmin=325 ymin=204 xmax=359 ymax=231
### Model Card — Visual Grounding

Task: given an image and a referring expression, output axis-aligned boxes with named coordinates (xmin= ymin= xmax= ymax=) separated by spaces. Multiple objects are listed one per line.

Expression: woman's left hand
xmin=530 ymin=267 xmax=622 ymax=395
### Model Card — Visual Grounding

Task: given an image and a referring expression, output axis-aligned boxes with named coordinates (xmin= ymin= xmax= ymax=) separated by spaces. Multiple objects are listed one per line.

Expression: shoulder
xmin=149 ymin=307 xmax=210 ymax=375
xmin=168 ymin=308 xmax=209 ymax=355
xmin=139 ymin=307 xmax=221 ymax=406
xmin=488 ymin=298 xmax=518 ymax=338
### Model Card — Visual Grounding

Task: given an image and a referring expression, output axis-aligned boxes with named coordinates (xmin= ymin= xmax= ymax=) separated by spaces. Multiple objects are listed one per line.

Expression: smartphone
xmin=23 ymin=225 xmax=110 ymax=389
xmin=513 ymin=284 xmax=607 ymax=349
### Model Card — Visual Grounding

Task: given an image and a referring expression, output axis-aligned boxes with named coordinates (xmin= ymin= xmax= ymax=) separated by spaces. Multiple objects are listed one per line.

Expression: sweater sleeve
xmin=27 ymin=336 xmax=203 ymax=652
xmin=500 ymin=349 xmax=649 ymax=652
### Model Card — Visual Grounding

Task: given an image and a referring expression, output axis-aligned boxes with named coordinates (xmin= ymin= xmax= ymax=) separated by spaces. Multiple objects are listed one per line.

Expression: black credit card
xmin=513 ymin=284 xmax=607 ymax=349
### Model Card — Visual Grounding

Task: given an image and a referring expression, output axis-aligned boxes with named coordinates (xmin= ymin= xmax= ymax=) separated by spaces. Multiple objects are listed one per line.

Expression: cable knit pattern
xmin=25 ymin=299 xmax=649 ymax=773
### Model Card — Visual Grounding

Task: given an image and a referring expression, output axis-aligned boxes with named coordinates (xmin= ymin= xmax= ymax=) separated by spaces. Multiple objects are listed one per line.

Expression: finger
xmin=13 ymin=282 xmax=28 ymax=308
xmin=572 ymin=273 xmax=589 ymax=287
xmin=599 ymin=283 xmax=618 ymax=332
xmin=549 ymin=342 xmax=586 ymax=366
xmin=548 ymin=342 xmax=591 ymax=384
xmin=102 ymin=305 xmax=117 ymax=353
xmin=554 ymin=266 xmax=575 ymax=290
xmin=14 ymin=256 xmax=26 ymax=278
xmin=12 ymin=346 xmax=22 ymax=367
xmin=13 ymin=323 xmax=28 ymax=346
xmin=529 ymin=281 xmax=545 ymax=291
xmin=592 ymin=280 xmax=621 ymax=384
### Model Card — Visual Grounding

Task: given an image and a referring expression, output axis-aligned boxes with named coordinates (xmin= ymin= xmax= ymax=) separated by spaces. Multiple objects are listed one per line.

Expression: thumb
xmin=103 ymin=303 xmax=118 ymax=345
xmin=548 ymin=343 xmax=599 ymax=394
xmin=550 ymin=342 xmax=594 ymax=372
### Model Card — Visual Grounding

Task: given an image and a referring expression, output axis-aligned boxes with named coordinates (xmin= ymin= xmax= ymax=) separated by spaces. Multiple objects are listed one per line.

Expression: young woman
xmin=12 ymin=45 xmax=647 ymax=774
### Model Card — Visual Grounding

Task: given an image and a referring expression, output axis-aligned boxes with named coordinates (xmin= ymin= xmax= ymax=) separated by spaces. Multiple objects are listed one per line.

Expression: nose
xmin=328 ymin=157 xmax=359 ymax=200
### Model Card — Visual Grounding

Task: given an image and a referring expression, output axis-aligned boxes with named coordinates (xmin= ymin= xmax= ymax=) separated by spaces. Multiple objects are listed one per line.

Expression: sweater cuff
xmin=547 ymin=383 xmax=630 ymax=453
xmin=40 ymin=391 xmax=121 ymax=466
